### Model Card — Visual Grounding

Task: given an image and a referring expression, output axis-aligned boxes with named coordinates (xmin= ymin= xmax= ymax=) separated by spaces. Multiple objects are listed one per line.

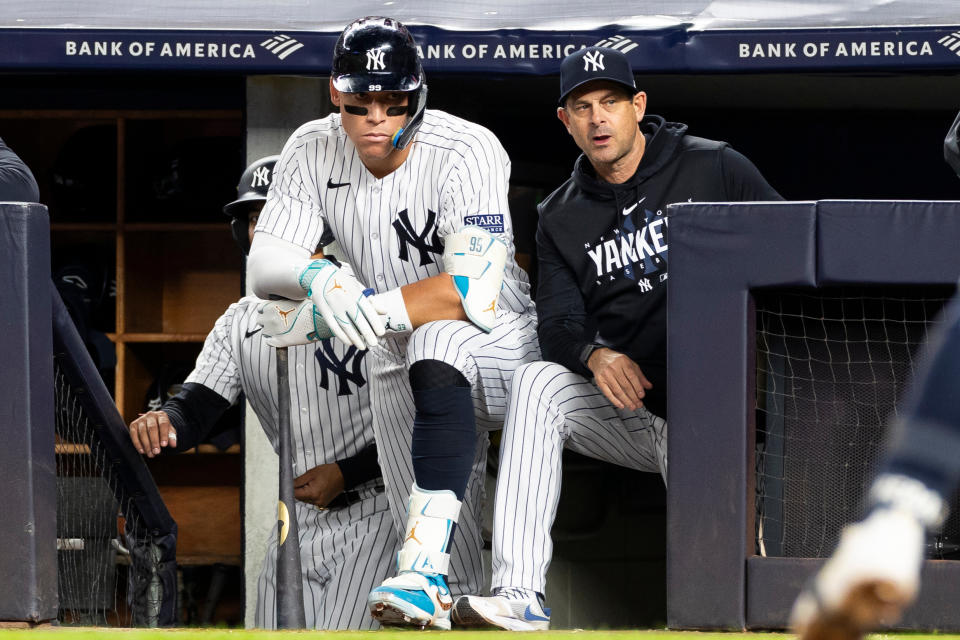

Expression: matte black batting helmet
xmin=223 ymin=155 xmax=278 ymax=255
xmin=332 ymin=16 xmax=427 ymax=150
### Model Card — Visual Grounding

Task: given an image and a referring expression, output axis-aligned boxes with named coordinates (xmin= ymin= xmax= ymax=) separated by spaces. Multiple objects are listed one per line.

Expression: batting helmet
xmin=223 ymin=155 xmax=279 ymax=255
xmin=945 ymin=109 xmax=960 ymax=180
xmin=331 ymin=16 xmax=427 ymax=150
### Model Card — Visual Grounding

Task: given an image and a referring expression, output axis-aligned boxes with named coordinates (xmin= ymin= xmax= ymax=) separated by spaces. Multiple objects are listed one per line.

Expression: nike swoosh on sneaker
xmin=327 ymin=178 xmax=350 ymax=189
xmin=523 ymin=605 xmax=550 ymax=621
xmin=245 ymin=327 xmax=262 ymax=338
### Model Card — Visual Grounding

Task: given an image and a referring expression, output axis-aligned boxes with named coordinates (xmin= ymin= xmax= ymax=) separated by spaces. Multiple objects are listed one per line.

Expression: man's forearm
xmin=400 ymin=273 xmax=467 ymax=327
xmin=335 ymin=442 xmax=381 ymax=490
xmin=162 ymin=382 xmax=232 ymax=451
xmin=247 ymin=232 xmax=313 ymax=300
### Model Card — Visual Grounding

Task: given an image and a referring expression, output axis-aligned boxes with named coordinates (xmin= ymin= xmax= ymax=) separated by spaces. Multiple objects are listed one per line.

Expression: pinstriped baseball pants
xmin=491 ymin=360 xmax=668 ymax=594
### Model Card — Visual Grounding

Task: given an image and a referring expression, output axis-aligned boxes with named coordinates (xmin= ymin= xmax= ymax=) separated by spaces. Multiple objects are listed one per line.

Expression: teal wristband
xmin=298 ymin=259 xmax=331 ymax=294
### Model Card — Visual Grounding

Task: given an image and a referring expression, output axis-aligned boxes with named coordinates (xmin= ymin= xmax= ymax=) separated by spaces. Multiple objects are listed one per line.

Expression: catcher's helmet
xmin=223 ymin=155 xmax=278 ymax=254
xmin=332 ymin=16 xmax=427 ymax=150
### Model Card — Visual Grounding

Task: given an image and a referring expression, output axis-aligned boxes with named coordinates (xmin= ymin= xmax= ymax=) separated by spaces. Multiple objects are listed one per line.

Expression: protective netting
xmin=55 ymin=363 xmax=157 ymax=625
xmin=52 ymin=286 xmax=177 ymax=627
xmin=754 ymin=285 xmax=959 ymax=559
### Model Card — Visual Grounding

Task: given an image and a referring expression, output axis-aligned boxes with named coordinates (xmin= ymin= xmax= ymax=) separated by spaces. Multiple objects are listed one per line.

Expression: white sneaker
xmin=790 ymin=508 xmax=925 ymax=640
xmin=452 ymin=593 xmax=551 ymax=631
xmin=368 ymin=571 xmax=453 ymax=630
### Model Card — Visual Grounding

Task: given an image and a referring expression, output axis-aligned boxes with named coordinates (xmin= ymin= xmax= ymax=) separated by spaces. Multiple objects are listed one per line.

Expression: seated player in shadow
xmin=126 ymin=156 xmax=396 ymax=629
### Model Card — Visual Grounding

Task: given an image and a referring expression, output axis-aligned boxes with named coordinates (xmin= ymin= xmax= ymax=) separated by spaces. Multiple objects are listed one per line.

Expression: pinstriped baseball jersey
xmin=255 ymin=109 xmax=533 ymax=325
xmin=255 ymin=106 xmax=542 ymax=602
xmin=183 ymin=296 xmax=399 ymax=629
xmin=185 ymin=296 xmax=373 ymax=473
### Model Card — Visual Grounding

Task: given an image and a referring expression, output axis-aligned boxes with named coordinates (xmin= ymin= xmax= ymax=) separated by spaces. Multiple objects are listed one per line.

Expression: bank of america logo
xmin=260 ymin=34 xmax=304 ymax=60
xmin=594 ymin=35 xmax=638 ymax=54
xmin=938 ymin=31 xmax=960 ymax=55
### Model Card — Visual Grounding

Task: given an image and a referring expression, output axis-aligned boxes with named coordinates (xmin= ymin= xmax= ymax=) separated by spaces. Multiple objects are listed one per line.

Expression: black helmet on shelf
xmin=50 ymin=124 xmax=117 ymax=222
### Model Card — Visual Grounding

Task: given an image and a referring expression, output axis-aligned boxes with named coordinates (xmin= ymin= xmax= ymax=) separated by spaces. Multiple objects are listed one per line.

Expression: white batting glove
xmin=257 ymin=298 xmax=334 ymax=348
xmin=298 ymin=259 xmax=385 ymax=349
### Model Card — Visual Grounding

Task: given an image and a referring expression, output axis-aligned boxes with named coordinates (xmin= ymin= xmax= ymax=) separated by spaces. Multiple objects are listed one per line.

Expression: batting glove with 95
xmin=298 ymin=259 xmax=385 ymax=349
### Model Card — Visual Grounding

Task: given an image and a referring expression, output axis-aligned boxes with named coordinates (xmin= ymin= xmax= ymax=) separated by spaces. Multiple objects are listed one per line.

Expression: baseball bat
xmin=275 ymin=346 xmax=306 ymax=628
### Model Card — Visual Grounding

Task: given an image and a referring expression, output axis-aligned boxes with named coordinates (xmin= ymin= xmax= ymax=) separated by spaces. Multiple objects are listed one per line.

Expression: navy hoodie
xmin=535 ymin=115 xmax=782 ymax=417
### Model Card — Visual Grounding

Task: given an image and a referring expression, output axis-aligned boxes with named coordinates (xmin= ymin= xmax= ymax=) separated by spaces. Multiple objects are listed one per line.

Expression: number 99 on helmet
xmin=331 ymin=16 xmax=427 ymax=150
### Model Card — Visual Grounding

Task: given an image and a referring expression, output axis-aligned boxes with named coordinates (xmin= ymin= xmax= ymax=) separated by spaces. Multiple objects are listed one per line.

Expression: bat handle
xmin=275 ymin=346 xmax=306 ymax=628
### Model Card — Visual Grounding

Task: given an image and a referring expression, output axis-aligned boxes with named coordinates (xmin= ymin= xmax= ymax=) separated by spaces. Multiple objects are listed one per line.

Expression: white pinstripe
xmin=491 ymin=360 xmax=668 ymax=594
xmin=256 ymin=108 xmax=539 ymax=596
xmin=184 ymin=297 xmax=399 ymax=628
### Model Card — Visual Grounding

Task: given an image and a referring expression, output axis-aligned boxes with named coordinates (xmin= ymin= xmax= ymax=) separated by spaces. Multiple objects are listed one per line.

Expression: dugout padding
xmin=666 ymin=200 xmax=960 ymax=630
xmin=0 ymin=202 xmax=57 ymax=623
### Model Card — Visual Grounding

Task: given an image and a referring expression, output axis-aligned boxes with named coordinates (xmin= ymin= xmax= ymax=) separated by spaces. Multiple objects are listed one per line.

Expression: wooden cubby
xmin=2 ymin=109 xmax=245 ymax=580
xmin=0 ymin=109 xmax=243 ymax=423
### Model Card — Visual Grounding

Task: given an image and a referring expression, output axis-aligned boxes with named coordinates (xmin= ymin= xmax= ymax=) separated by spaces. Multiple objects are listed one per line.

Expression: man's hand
xmin=299 ymin=259 xmax=384 ymax=349
xmin=587 ymin=347 xmax=653 ymax=411
xmin=259 ymin=298 xmax=332 ymax=347
xmin=128 ymin=410 xmax=177 ymax=458
xmin=294 ymin=463 xmax=345 ymax=509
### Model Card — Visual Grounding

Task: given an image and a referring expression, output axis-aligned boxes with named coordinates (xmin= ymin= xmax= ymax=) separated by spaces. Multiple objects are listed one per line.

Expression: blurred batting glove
xmin=298 ymin=259 xmax=385 ymax=349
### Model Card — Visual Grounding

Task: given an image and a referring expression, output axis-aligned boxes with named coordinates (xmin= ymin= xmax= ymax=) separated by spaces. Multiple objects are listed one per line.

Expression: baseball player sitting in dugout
xmin=126 ymin=156 xmax=398 ymax=630
xmin=450 ymin=46 xmax=782 ymax=630
xmin=247 ymin=16 xmax=539 ymax=631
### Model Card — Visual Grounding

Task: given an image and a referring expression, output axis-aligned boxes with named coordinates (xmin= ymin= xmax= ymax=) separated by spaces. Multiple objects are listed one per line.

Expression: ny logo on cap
xmin=251 ymin=166 xmax=271 ymax=188
xmin=366 ymin=48 xmax=386 ymax=71
xmin=583 ymin=50 xmax=605 ymax=72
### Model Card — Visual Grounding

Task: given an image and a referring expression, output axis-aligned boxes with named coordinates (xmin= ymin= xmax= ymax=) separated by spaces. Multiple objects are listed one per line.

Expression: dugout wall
xmin=666 ymin=200 xmax=960 ymax=630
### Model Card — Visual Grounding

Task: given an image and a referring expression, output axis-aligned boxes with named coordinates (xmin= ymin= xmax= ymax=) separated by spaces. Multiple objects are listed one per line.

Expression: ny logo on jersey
xmin=583 ymin=50 xmax=605 ymax=71
xmin=366 ymin=48 xmax=386 ymax=71
xmin=393 ymin=208 xmax=443 ymax=266
xmin=251 ymin=166 xmax=271 ymax=188
xmin=315 ymin=341 xmax=367 ymax=396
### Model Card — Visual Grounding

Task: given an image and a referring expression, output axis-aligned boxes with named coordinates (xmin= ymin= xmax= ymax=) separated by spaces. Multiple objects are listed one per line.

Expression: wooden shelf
xmin=123 ymin=223 xmax=230 ymax=232
xmin=55 ymin=443 xmax=92 ymax=455
xmin=0 ymin=109 xmax=241 ymax=120
xmin=119 ymin=333 xmax=208 ymax=343
xmin=50 ymin=223 xmax=230 ymax=232
xmin=21 ymin=107 xmax=247 ymax=577
xmin=51 ymin=223 xmax=118 ymax=232
xmin=182 ymin=444 xmax=242 ymax=455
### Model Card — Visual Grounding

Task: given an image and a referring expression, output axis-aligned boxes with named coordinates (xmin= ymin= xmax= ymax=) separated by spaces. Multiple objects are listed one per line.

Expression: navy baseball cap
xmin=559 ymin=46 xmax=638 ymax=106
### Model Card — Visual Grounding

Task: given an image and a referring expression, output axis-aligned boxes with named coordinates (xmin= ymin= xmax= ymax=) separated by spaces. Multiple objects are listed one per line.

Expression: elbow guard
xmin=442 ymin=226 xmax=507 ymax=332
xmin=247 ymin=232 xmax=313 ymax=300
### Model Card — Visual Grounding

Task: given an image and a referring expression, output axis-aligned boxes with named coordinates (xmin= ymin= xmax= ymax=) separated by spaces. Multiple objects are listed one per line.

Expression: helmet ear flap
xmin=392 ymin=83 xmax=428 ymax=150
xmin=230 ymin=215 xmax=251 ymax=255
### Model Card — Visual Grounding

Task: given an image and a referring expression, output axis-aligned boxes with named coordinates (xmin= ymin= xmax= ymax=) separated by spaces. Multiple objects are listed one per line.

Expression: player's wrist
xmin=372 ymin=287 xmax=412 ymax=334
xmin=581 ymin=343 xmax=605 ymax=372
xmin=298 ymin=258 xmax=334 ymax=294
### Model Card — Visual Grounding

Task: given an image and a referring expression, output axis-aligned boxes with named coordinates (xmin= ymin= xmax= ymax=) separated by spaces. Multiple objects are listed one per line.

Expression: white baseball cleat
xmin=452 ymin=593 xmax=551 ymax=631
xmin=368 ymin=570 xmax=453 ymax=630
xmin=790 ymin=508 xmax=925 ymax=640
